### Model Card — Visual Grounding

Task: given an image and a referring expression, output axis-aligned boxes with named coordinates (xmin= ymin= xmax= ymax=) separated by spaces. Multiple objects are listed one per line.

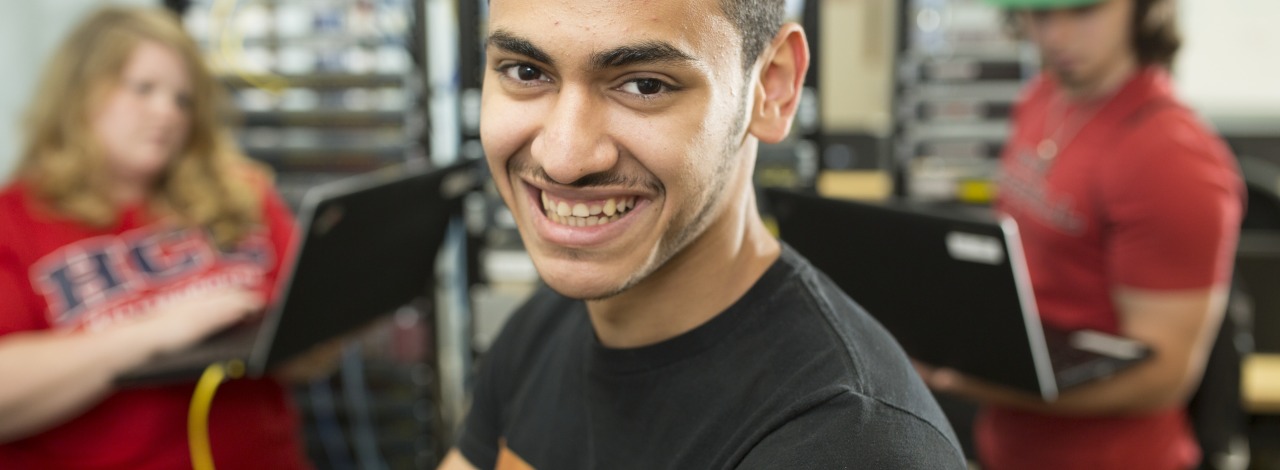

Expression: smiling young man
xmin=915 ymin=0 xmax=1243 ymax=469
xmin=436 ymin=0 xmax=966 ymax=468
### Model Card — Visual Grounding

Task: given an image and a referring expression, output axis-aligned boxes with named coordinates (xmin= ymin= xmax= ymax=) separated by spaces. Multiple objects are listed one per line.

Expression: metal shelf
xmin=240 ymin=111 xmax=405 ymax=127
xmin=220 ymin=73 xmax=404 ymax=88
xmin=892 ymin=0 xmax=1028 ymax=202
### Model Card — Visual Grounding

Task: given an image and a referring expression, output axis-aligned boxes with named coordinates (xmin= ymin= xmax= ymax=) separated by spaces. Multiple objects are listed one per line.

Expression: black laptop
xmin=767 ymin=189 xmax=1152 ymax=401
xmin=117 ymin=158 xmax=482 ymax=385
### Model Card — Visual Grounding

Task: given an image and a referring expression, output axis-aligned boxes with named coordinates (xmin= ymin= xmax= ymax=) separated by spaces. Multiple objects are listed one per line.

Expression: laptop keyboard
xmin=1043 ymin=327 xmax=1151 ymax=389
xmin=1048 ymin=339 xmax=1104 ymax=371
xmin=116 ymin=323 xmax=261 ymax=385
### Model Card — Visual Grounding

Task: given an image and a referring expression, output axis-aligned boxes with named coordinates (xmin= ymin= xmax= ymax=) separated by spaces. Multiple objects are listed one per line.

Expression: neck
xmin=1061 ymin=54 xmax=1139 ymax=101
xmin=585 ymin=150 xmax=781 ymax=349
xmin=108 ymin=174 xmax=153 ymax=207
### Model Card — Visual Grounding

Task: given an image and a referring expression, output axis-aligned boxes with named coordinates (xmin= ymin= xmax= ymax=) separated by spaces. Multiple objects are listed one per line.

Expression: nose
xmin=530 ymin=84 xmax=618 ymax=185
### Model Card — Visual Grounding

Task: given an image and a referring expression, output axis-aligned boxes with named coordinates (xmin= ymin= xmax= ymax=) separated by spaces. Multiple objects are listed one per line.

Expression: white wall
xmin=0 ymin=0 xmax=155 ymax=181
xmin=1175 ymin=0 xmax=1280 ymax=132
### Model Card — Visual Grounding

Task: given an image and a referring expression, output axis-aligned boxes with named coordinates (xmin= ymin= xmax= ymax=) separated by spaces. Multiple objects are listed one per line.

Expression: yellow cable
xmin=210 ymin=0 xmax=289 ymax=94
xmin=188 ymin=360 xmax=245 ymax=470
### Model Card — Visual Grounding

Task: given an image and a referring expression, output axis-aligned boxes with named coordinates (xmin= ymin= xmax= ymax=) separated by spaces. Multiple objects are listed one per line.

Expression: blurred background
xmin=1 ymin=0 xmax=1278 ymax=468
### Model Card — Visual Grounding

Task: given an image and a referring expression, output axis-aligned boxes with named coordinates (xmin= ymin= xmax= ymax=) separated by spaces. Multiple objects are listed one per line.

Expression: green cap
xmin=982 ymin=0 xmax=1102 ymax=9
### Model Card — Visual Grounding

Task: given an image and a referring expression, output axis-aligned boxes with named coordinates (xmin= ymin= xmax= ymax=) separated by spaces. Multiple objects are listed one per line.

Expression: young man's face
xmin=482 ymin=0 xmax=755 ymax=300
xmin=1019 ymin=0 xmax=1135 ymax=89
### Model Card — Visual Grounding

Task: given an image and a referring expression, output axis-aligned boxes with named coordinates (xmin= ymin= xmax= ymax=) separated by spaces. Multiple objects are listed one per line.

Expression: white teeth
xmin=541 ymin=193 xmax=643 ymax=227
xmin=545 ymin=211 xmax=625 ymax=227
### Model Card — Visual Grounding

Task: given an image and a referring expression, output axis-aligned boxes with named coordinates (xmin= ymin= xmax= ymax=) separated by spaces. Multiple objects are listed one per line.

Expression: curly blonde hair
xmin=16 ymin=5 xmax=264 ymax=246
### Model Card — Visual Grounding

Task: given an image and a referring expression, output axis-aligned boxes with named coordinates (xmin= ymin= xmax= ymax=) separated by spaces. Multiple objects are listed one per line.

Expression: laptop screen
xmin=768 ymin=189 xmax=1054 ymax=395
xmin=251 ymin=159 xmax=482 ymax=372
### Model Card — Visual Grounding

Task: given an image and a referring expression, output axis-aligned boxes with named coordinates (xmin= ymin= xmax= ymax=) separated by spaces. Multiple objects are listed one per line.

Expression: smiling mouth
xmin=539 ymin=190 xmax=639 ymax=227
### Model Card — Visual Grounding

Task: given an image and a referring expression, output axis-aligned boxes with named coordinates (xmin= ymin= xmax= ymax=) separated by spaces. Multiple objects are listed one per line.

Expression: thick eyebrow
xmin=588 ymin=41 xmax=698 ymax=70
xmin=487 ymin=30 xmax=555 ymax=66
xmin=487 ymin=29 xmax=698 ymax=72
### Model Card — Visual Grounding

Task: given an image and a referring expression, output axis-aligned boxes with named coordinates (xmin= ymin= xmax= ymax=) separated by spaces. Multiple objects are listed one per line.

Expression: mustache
xmin=510 ymin=161 xmax=663 ymax=195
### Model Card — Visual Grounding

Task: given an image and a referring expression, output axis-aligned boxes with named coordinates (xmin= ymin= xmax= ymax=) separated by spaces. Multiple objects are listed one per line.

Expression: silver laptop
xmin=117 ymin=159 xmax=482 ymax=385
xmin=768 ymin=189 xmax=1151 ymax=401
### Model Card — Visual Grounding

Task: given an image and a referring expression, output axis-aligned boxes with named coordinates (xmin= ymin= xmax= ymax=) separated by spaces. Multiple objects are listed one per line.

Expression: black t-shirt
xmin=458 ymin=245 xmax=966 ymax=469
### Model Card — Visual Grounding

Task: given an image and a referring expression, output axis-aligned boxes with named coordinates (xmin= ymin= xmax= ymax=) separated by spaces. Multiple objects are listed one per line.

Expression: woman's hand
xmin=130 ymin=286 xmax=265 ymax=356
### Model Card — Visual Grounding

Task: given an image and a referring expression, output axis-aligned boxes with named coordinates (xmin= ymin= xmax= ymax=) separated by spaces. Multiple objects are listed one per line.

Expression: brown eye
xmin=501 ymin=63 xmax=547 ymax=83
xmin=634 ymin=79 xmax=663 ymax=95
xmin=516 ymin=65 xmax=541 ymax=81
xmin=619 ymin=78 xmax=673 ymax=97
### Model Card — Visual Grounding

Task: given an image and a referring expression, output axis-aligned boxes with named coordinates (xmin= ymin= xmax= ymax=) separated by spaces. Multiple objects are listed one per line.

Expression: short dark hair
xmin=719 ymin=0 xmax=786 ymax=73
xmin=1131 ymin=0 xmax=1180 ymax=68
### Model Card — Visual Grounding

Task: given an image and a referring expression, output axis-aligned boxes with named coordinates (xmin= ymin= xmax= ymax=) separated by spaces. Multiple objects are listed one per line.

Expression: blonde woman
xmin=0 ymin=6 xmax=309 ymax=468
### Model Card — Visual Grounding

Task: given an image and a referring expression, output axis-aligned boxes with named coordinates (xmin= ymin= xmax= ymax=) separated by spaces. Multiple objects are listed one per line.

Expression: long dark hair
xmin=1132 ymin=0 xmax=1181 ymax=68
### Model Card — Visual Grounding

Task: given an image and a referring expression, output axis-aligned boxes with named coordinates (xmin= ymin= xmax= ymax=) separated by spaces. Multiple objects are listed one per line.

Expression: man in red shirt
xmin=917 ymin=0 xmax=1244 ymax=468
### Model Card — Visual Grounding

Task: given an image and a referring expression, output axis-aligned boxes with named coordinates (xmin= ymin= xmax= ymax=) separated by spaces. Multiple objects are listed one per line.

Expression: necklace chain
xmin=1037 ymin=88 xmax=1120 ymax=161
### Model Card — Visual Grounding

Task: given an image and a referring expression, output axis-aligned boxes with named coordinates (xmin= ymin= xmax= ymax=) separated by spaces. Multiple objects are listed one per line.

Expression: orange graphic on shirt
xmin=496 ymin=439 xmax=534 ymax=470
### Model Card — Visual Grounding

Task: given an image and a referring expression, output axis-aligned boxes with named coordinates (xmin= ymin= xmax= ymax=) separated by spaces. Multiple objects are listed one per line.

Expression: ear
xmin=748 ymin=23 xmax=810 ymax=144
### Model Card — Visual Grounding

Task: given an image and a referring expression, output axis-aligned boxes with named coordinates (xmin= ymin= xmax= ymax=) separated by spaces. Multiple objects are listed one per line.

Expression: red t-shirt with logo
xmin=0 ymin=180 xmax=310 ymax=470
xmin=987 ymin=68 xmax=1243 ymax=470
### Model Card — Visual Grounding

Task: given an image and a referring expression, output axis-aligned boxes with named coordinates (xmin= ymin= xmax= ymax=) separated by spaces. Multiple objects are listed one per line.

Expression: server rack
xmin=891 ymin=0 xmax=1030 ymax=203
xmin=175 ymin=1 xmax=438 ymax=467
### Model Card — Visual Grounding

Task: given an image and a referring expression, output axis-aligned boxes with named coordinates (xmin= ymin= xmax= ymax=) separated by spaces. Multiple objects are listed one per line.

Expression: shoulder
xmin=0 ymin=180 xmax=33 ymax=218
xmin=467 ymin=284 xmax=584 ymax=425
xmin=234 ymin=164 xmax=294 ymax=225
xmin=233 ymin=158 xmax=274 ymax=189
xmin=1107 ymin=70 xmax=1231 ymax=168
xmin=1125 ymin=102 xmax=1221 ymax=152
xmin=768 ymin=246 xmax=958 ymax=429
xmin=237 ymin=162 xmax=281 ymax=198
xmin=741 ymin=387 xmax=966 ymax=468
xmin=0 ymin=182 xmax=21 ymax=226
xmin=772 ymin=247 xmax=918 ymax=387
xmin=0 ymin=180 xmax=25 ymax=199
xmin=257 ymin=185 xmax=294 ymax=223
xmin=1104 ymin=102 xmax=1241 ymax=195
xmin=483 ymin=285 xmax=584 ymax=368
xmin=0 ymin=183 xmax=22 ymax=252
xmin=0 ymin=181 xmax=42 ymax=245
